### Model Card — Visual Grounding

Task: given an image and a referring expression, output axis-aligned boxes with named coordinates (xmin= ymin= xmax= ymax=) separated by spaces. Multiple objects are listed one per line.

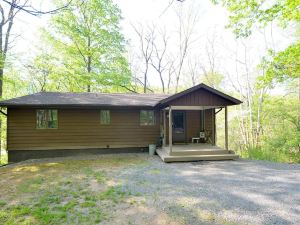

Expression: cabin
xmin=0 ymin=83 xmax=242 ymax=163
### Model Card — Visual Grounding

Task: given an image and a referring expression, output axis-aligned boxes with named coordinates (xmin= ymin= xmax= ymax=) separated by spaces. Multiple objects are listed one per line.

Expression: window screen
xmin=100 ymin=110 xmax=110 ymax=124
xmin=36 ymin=109 xmax=58 ymax=129
xmin=140 ymin=110 xmax=155 ymax=125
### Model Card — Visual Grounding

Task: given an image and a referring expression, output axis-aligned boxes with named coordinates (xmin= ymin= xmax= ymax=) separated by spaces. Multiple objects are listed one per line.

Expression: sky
xmin=10 ymin=0 xmax=294 ymax=93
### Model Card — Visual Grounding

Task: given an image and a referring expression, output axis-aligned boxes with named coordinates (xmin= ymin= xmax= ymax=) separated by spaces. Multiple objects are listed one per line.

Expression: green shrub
xmin=239 ymin=147 xmax=300 ymax=163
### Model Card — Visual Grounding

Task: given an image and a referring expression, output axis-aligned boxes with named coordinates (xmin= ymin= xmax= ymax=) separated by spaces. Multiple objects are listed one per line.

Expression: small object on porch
xmin=192 ymin=137 xmax=200 ymax=143
xmin=149 ymin=144 xmax=156 ymax=156
xmin=199 ymin=131 xmax=206 ymax=143
xmin=199 ymin=132 xmax=205 ymax=138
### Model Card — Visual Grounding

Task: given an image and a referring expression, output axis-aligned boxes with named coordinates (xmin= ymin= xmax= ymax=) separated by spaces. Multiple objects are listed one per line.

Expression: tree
xmin=0 ymin=0 xmax=71 ymax=163
xmin=212 ymin=0 xmax=300 ymax=83
xmin=200 ymin=32 xmax=224 ymax=89
xmin=150 ymin=28 xmax=169 ymax=93
xmin=212 ymin=0 xmax=300 ymax=38
xmin=39 ymin=0 xmax=131 ymax=92
xmin=259 ymin=43 xmax=300 ymax=86
xmin=0 ymin=0 xmax=71 ymax=97
xmin=211 ymin=0 xmax=300 ymax=151
xmin=173 ymin=5 xmax=198 ymax=92
xmin=132 ymin=24 xmax=155 ymax=93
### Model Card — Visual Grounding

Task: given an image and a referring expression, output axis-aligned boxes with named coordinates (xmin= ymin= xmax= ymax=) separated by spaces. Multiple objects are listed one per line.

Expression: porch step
xmin=170 ymin=149 xmax=229 ymax=156
xmin=156 ymin=149 xmax=239 ymax=162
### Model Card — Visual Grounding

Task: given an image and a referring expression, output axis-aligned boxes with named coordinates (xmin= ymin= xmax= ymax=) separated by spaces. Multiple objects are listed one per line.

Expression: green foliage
xmin=33 ymin=0 xmax=131 ymax=92
xmin=213 ymin=0 xmax=300 ymax=38
xmin=234 ymin=94 xmax=300 ymax=163
xmin=201 ymin=72 xmax=224 ymax=89
xmin=213 ymin=0 xmax=300 ymax=84
xmin=258 ymin=43 xmax=300 ymax=86
xmin=239 ymin=147 xmax=300 ymax=163
xmin=260 ymin=96 xmax=300 ymax=152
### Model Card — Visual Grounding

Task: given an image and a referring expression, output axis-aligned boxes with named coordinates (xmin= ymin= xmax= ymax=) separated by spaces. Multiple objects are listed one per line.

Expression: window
xmin=140 ymin=110 xmax=155 ymax=125
xmin=36 ymin=109 xmax=58 ymax=129
xmin=100 ymin=110 xmax=110 ymax=124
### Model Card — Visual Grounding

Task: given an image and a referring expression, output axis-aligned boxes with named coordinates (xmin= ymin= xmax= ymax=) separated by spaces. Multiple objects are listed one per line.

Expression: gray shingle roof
xmin=0 ymin=83 xmax=242 ymax=108
xmin=0 ymin=92 xmax=171 ymax=107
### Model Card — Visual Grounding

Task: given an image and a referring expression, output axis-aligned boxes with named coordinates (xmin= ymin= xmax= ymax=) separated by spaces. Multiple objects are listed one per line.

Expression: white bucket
xmin=149 ymin=144 xmax=156 ymax=156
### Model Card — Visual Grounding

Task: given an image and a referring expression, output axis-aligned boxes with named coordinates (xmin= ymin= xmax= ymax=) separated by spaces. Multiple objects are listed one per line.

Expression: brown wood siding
xmin=165 ymin=109 xmax=214 ymax=144
xmin=167 ymin=89 xmax=233 ymax=106
xmin=7 ymin=108 xmax=160 ymax=151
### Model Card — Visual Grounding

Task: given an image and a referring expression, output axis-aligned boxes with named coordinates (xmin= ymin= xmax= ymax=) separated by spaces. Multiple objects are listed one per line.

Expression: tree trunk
xmin=159 ymin=71 xmax=165 ymax=93
xmin=87 ymin=36 xmax=91 ymax=92
xmin=143 ymin=64 xmax=148 ymax=93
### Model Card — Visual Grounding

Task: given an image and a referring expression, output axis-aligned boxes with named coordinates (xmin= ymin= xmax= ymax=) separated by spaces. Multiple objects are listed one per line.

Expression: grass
xmin=82 ymin=167 xmax=107 ymax=183
xmin=148 ymin=168 xmax=161 ymax=174
xmin=0 ymin=151 xmax=7 ymax=165
xmin=238 ymin=148 xmax=300 ymax=163
xmin=0 ymin=155 xmax=146 ymax=225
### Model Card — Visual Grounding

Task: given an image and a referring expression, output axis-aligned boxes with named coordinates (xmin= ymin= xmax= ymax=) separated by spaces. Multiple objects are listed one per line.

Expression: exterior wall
xmin=165 ymin=89 xmax=234 ymax=106
xmin=165 ymin=109 xmax=215 ymax=144
xmin=7 ymin=108 xmax=160 ymax=151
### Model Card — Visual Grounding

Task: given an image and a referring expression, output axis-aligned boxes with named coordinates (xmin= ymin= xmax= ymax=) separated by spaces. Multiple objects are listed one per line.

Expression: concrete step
xmin=170 ymin=149 xmax=229 ymax=156
xmin=156 ymin=149 xmax=239 ymax=162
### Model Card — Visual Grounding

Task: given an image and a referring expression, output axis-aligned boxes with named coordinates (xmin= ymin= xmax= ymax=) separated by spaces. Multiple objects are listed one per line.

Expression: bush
xmin=239 ymin=147 xmax=300 ymax=163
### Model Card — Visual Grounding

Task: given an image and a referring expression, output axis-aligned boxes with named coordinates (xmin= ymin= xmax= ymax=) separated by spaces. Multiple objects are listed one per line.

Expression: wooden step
xmin=156 ymin=149 xmax=239 ymax=163
xmin=170 ymin=149 xmax=229 ymax=156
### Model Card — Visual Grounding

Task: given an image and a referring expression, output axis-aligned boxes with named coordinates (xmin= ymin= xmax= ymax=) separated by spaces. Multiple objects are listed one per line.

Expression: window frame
xmin=140 ymin=110 xmax=155 ymax=126
xmin=36 ymin=109 xmax=58 ymax=129
xmin=100 ymin=110 xmax=111 ymax=125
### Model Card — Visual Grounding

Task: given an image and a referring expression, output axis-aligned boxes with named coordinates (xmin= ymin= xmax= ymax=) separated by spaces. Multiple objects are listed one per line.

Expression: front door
xmin=172 ymin=111 xmax=186 ymax=143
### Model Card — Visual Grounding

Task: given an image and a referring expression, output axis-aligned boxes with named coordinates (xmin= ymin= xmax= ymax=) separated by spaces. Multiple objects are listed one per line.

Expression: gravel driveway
xmin=115 ymin=155 xmax=300 ymax=225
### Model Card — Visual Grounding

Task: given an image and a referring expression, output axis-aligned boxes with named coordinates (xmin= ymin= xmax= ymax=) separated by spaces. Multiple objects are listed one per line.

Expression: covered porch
xmin=156 ymin=84 xmax=241 ymax=162
xmin=157 ymin=106 xmax=238 ymax=162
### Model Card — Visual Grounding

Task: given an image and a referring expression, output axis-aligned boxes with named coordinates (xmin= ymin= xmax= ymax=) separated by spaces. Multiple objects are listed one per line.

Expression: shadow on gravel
xmin=119 ymin=158 xmax=300 ymax=225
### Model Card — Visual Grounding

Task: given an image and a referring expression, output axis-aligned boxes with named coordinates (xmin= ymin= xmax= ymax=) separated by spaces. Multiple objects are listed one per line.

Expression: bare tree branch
xmin=132 ymin=23 xmax=155 ymax=93
xmin=150 ymin=28 xmax=169 ymax=93
xmin=1 ymin=0 xmax=72 ymax=16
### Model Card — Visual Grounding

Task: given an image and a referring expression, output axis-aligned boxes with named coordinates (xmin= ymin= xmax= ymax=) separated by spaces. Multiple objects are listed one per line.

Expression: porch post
xmin=168 ymin=106 xmax=172 ymax=153
xmin=212 ymin=108 xmax=215 ymax=145
xmin=225 ymin=106 xmax=228 ymax=150
xmin=163 ymin=110 xmax=166 ymax=146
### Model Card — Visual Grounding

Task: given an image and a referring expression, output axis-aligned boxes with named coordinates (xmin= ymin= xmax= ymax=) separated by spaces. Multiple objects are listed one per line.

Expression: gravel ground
xmin=113 ymin=154 xmax=300 ymax=225
xmin=5 ymin=154 xmax=300 ymax=224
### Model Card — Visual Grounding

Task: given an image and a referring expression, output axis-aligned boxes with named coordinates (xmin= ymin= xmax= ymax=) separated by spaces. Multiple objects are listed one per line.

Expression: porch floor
xmin=157 ymin=143 xmax=239 ymax=162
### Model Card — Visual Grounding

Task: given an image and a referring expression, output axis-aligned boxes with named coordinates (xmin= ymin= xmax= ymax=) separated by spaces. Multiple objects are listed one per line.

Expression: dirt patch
xmin=103 ymin=203 xmax=184 ymax=225
xmin=89 ymin=179 xmax=107 ymax=192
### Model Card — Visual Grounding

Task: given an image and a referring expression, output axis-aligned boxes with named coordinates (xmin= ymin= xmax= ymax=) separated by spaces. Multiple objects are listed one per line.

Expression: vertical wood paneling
xmin=167 ymin=89 xmax=233 ymax=106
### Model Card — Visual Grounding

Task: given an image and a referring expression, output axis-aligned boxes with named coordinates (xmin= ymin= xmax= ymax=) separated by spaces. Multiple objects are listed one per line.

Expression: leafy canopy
xmin=36 ymin=0 xmax=131 ymax=92
xmin=213 ymin=0 xmax=300 ymax=84
xmin=212 ymin=0 xmax=300 ymax=37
